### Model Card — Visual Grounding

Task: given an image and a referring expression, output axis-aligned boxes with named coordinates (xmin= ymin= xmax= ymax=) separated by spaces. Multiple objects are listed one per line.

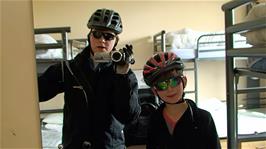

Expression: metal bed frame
xmin=222 ymin=0 xmax=266 ymax=148
xmin=34 ymin=26 xmax=71 ymax=76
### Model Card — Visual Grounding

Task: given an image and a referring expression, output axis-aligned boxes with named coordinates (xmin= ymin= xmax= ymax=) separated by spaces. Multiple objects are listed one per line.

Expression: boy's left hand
xmin=115 ymin=63 xmax=130 ymax=74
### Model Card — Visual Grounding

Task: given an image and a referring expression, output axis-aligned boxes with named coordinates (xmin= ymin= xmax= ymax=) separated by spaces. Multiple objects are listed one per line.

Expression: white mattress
xmin=41 ymin=128 xmax=62 ymax=149
xmin=35 ymin=34 xmax=85 ymax=60
xmin=169 ymin=48 xmax=225 ymax=60
xmin=35 ymin=34 xmax=64 ymax=59
xmin=198 ymin=98 xmax=266 ymax=138
xmin=167 ymin=42 xmax=251 ymax=60
xmin=165 ymin=28 xmax=252 ymax=60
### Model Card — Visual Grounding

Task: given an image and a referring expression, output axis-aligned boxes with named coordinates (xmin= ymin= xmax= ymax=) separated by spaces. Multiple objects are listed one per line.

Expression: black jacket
xmin=38 ymin=47 xmax=141 ymax=149
xmin=146 ymin=99 xmax=221 ymax=149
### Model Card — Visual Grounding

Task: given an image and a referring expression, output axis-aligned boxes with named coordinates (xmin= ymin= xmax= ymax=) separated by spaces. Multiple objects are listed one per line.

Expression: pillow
xmin=240 ymin=3 xmax=266 ymax=46
xmin=245 ymin=3 xmax=266 ymax=21
xmin=166 ymin=28 xmax=207 ymax=49
xmin=241 ymin=29 xmax=266 ymax=46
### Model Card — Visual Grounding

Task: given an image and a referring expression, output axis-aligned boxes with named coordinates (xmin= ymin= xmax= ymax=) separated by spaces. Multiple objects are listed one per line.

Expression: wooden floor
xmin=127 ymin=139 xmax=266 ymax=149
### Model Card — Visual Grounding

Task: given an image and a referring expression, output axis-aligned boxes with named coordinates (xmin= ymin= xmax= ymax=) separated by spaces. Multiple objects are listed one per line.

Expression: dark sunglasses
xmin=154 ymin=77 xmax=182 ymax=91
xmin=91 ymin=30 xmax=116 ymax=41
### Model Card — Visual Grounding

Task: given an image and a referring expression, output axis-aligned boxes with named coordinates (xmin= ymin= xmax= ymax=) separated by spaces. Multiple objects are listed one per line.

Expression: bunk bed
xmin=222 ymin=0 xmax=266 ymax=148
xmin=35 ymin=28 xmax=90 ymax=149
xmin=35 ymin=27 xmax=73 ymax=149
xmin=35 ymin=27 xmax=71 ymax=149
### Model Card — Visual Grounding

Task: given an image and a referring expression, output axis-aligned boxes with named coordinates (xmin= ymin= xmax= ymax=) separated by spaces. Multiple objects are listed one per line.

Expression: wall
xmin=32 ymin=1 xmax=227 ymax=69
xmin=1 ymin=0 xmax=41 ymax=148
xmin=0 ymin=0 xmax=2 ymax=146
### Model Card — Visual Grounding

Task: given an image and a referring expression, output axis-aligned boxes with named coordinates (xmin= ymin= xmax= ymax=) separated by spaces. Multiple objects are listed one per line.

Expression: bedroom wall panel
xmin=1 ymin=0 xmax=41 ymax=148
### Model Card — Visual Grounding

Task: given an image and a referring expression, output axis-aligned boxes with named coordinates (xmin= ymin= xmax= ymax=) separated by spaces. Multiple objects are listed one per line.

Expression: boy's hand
xmin=115 ymin=63 xmax=130 ymax=74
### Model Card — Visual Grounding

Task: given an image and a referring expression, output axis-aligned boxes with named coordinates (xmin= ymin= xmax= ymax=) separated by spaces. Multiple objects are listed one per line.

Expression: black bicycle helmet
xmin=143 ymin=52 xmax=184 ymax=86
xmin=87 ymin=8 xmax=122 ymax=34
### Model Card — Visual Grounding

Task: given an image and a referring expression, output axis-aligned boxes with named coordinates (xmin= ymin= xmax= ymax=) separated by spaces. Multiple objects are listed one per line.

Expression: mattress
xmin=198 ymin=98 xmax=266 ymax=138
xmin=35 ymin=34 xmax=86 ymax=60
xmin=35 ymin=34 xmax=64 ymax=59
xmin=165 ymin=29 xmax=251 ymax=60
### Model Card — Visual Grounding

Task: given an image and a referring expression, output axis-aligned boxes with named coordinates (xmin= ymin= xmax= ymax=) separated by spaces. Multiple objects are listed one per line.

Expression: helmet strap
xmin=163 ymin=93 xmax=185 ymax=105
xmin=113 ymin=36 xmax=119 ymax=48
xmin=87 ymin=32 xmax=94 ymax=55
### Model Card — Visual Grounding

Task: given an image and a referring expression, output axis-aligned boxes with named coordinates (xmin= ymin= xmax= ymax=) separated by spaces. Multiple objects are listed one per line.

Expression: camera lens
xmin=111 ymin=51 xmax=123 ymax=63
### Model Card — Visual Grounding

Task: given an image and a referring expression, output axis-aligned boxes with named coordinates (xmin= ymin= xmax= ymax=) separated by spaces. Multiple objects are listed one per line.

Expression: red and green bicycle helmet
xmin=87 ymin=8 xmax=123 ymax=34
xmin=143 ymin=52 xmax=184 ymax=87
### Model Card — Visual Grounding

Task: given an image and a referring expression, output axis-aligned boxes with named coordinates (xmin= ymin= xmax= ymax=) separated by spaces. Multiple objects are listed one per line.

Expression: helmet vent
xmin=164 ymin=53 xmax=169 ymax=61
xmin=146 ymin=61 xmax=156 ymax=67
xmin=95 ymin=12 xmax=101 ymax=17
xmin=104 ymin=16 xmax=108 ymax=23
xmin=105 ymin=10 xmax=110 ymax=15
xmin=111 ymin=20 xmax=117 ymax=25
xmin=113 ymin=16 xmax=119 ymax=20
xmin=154 ymin=55 xmax=161 ymax=62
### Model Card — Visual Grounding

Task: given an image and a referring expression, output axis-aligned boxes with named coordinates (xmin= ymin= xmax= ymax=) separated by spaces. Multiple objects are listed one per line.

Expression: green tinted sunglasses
xmin=155 ymin=77 xmax=182 ymax=91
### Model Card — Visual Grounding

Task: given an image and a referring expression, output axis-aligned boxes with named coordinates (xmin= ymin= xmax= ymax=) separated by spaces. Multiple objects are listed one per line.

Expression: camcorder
xmin=94 ymin=44 xmax=135 ymax=65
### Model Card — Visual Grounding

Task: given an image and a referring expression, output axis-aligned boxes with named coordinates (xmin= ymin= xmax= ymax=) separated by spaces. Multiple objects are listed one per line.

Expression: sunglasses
xmin=154 ymin=77 xmax=182 ymax=91
xmin=91 ymin=30 xmax=116 ymax=41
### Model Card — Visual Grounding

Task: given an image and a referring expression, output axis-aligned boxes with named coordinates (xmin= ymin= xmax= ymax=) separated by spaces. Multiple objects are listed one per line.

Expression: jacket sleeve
xmin=205 ymin=112 xmax=222 ymax=149
xmin=111 ymin=69 xmax=141 ymax=124
xmin=38 ymin=63 xmax=64 ymax=102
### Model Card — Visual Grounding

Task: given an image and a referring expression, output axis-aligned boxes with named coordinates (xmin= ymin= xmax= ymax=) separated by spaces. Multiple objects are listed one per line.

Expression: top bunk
xmin=35 ymin=27 xmax=71 ymax=61
xmin=222 ymin=0 xmax=266 ymax=77
xmin=153 ymin=28 xmax=251 ymax=61
xmin=34 ymin=26 xmax=87 ymax=75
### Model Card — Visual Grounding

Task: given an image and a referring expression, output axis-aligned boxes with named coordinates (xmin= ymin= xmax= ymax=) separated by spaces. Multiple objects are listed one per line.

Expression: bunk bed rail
xmin=34 ymin=27 xmax=71 ymax=60
xmin=153 ymin=30 xmax=166 ymax=53
xmin=34 ymin=26 xmax=71 ymax=78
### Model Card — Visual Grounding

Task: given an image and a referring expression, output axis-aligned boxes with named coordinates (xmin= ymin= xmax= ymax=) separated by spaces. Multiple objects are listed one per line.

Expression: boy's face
xmin=89 ymin=29 xmax=117 ymax=54
xmin=153 ymin=70 xmax=186 ymax=104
